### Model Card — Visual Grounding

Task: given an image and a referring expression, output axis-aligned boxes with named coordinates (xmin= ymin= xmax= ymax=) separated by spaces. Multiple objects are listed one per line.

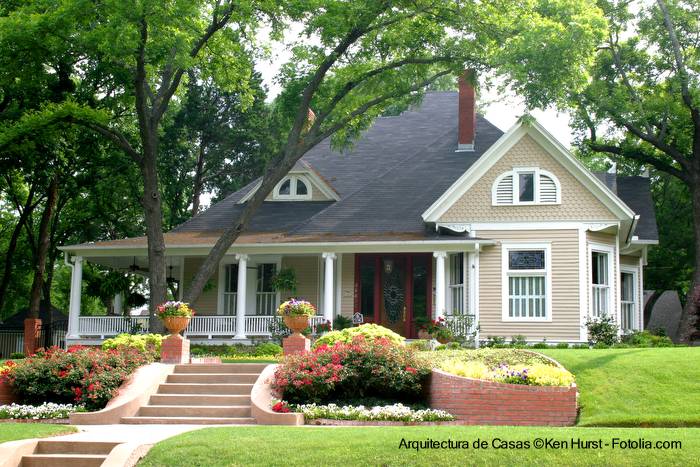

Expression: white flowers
xmin=293 ymin=403 xmax=454 ymax=422
xmin=0 ymin=402 xmax=84 ymax=420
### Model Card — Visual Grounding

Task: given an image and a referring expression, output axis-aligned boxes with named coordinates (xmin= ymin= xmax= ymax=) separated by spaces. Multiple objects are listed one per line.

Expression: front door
xmin=379 ymin=256 xmax=408 ymax=335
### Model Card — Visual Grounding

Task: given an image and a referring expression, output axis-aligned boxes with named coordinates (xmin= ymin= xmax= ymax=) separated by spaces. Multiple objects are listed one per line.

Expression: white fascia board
xmin=237 ymin=179 xmax=262 ymax=203
xmin=421 ymin=118 xmax=637 ymax=222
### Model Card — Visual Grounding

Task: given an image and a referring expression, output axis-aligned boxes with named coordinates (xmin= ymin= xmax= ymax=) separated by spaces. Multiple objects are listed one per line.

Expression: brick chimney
xmin=457 ymin=70 xmax=476 ymax=152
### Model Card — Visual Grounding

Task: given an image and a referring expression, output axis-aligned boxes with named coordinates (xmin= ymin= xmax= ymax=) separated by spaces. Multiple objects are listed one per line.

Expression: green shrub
xmin=531 ymin=340 xmax=549 ymax=349
xmin=593 ymin=342 xmax=610 ymax=349
xmin=406 ymin=340 xmax=431 ymax=351
xmin=435 ymin=345 xmax=447 ymax=351
xmin=333 ymin=314 xmax=353 ymax=330
xmin=102 ymin=333 xmax=164 ymax=354
xmin=254 ymin=342 xmax=283 ymax=356
xmin=9 ymin=352 xmax=24 ymax=359
xmin=586 ymin=316 xmax=619 ymax=346
xmin=510 ymin=335 xmax=527 ymax=347
xmin=622 ymin=331 xmax=674 ymax=348
xmin=274 ymin=336 xmax=428 ymax=404
xmin=446 ymin=341 xmax=461 ymax=350
xmin=4 ymin=346 xmax=154 ymax=410
xmin=313 ymin=324 xmax=404 ymax=348
xmin=555 ymin=342 xmax=570 ymax=349
xmin=483 ymin=336 xmax=506 ymax=347
xmin=571 ymin=343 xmax=590 ymax=349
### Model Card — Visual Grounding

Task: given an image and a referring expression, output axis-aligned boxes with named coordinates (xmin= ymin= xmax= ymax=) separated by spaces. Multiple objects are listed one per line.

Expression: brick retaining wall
xmin=0 ymin=380 xmax=16 ymax=405
xmin=428 ymin=369 xmax=578 ymax=426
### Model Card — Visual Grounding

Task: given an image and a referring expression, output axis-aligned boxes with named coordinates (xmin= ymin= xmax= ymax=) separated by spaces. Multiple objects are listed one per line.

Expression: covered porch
xmin=60 ymin=238 xmax=489 ymax=345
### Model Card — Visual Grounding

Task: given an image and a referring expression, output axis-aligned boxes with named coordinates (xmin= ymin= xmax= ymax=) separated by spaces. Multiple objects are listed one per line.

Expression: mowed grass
xmin=0 ymin=423 xmax=76 ymax=443
xmin=538 ymin=347 xmax=700 ymax=427
xmin=139 ymin=425 xmax=700 ymax=467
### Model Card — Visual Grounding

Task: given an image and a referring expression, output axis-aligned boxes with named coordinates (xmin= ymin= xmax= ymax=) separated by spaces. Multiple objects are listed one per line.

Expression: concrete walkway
xmin=55 ymin=424 xmax=209 ymax=444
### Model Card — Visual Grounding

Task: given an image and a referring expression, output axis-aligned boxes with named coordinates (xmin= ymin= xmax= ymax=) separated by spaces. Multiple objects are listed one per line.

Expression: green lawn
xmin=538 ymin=348 xmax=700 ymax=427
xmin=0 ymin=423 xmax=76 ymax=443
xmin=139 ymin=425 xmax=700 ymax=467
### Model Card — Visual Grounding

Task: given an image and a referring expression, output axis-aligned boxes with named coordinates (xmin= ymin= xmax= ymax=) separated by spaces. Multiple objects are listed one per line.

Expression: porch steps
xmin=121 ymin=363 xmax=263 ymax=425
xmin=20 ymin=441 xmax=119 ymax=467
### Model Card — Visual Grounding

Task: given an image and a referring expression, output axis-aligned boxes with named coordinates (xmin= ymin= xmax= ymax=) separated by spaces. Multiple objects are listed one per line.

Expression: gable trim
xmin=421 ymin=118 xmax=636 ymax=222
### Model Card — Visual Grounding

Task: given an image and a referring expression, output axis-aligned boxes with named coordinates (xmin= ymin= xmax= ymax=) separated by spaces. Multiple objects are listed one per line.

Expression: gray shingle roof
xmin=594 ymin=172 xmax=658 ymax=241
xmin=174 ymin=92 xmax=657 ymax=242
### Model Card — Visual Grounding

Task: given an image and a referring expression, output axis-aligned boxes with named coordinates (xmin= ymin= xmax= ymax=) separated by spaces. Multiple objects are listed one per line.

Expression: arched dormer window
xmin=273 ymin=175 xmax=312 ymax=200
xmin=492 ymin=168 xmax=560 ymax=206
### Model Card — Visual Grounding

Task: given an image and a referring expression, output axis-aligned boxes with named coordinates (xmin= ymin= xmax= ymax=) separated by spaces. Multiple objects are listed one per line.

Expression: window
xmin=223 ymin=264 xmax=238 ymax=315
xmin=492 ymin=168 xmax=560 ymax=205
xmin=621 ymin=271 xmax=636 ymax=331
xmin=502 ymin=244 xmax=551 ymax=321
xmin=591 ymin=250 xmax=611 ymax=317
xmin=256 ymin=263 xmax=277 ymax=315
xmin=448 ymin=253 xmax=466 ymax=315
xmin=273 ymin=175 xmax=312 ymax=200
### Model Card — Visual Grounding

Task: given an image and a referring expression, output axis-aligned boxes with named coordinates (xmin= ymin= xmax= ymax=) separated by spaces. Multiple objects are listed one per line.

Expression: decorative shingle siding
xmin=478 ymin=229 xmax=581 ymax=342
xmin=439 ymin=135 xmax=618 ymax=223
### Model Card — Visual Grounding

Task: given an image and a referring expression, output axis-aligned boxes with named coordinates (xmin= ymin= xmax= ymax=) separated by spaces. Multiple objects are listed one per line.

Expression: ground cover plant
xmin=439 ymin=360 xmax=574 ymax=387
xmin=1 ymin=346 xmax=155 ymax=410
xmin=190 ymin=342 xmax=282 ymax=359
xmin=313 ymin=324 xmax=405 ymax=348
xmin=289 ymin=403 xmax=454 ymax=423
xmin=102 ymin=333 xmax=164 ymax=354
xmin=0 ymin=402 xmax=85 ymax=420
xmin=138 ymin=425 xmax=700 ymax=467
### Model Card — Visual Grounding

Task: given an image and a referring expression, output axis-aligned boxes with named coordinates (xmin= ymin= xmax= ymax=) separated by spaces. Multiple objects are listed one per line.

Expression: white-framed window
xmin=273 ymin=175 xmax=312 ymax=200
xmin=620 ymin=268 xmax=637 ymax=331
xmin=448 ymin=253 xmax=466 ymax=315
xmin=501 ymin=243 xmax=552 ymax=321
xmin=590 ymin=244 xmax=614 ymax=318
xmin=492 ymin=168 xmax=560 ymax=205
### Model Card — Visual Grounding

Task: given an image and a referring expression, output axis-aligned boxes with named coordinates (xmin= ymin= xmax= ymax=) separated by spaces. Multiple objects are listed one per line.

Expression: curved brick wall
xmin=428 ymin=369 xmax=578 ymax=426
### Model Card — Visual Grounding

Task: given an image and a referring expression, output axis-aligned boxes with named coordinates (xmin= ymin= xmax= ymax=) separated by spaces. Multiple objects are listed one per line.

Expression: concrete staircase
xmin=121 ymin=363 xmax=266 ymax=425
xmin=20 ymin=440 xmax=119 ymax=467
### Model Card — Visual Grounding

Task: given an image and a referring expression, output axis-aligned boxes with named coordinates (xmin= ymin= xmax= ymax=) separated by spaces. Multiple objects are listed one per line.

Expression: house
xmin=59 ymin=78 xmax=658 ymax=345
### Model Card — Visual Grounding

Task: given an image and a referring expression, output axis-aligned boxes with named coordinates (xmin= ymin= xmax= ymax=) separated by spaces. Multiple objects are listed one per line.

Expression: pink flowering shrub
xmin=271 ymin=336 xmax=429 ymax=404
xmin=2 ymin=346 xmax=155 ymax=410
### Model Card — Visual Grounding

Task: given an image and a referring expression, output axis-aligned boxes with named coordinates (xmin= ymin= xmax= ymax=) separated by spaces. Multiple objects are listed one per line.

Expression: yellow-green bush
xmin=440 ymin=360 xmax=574 ymax=387
xmin=102 ymin=333 xmax=164 ymax=355
xmin=313 ymin=324 xmax=404 ymax=348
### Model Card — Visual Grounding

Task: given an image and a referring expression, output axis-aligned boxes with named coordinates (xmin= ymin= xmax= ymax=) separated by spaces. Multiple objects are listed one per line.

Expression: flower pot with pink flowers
xmin=156 ymin=301 xmax=195 ymax=335
xmin=277 ymin=299 xmax=317 ymax=336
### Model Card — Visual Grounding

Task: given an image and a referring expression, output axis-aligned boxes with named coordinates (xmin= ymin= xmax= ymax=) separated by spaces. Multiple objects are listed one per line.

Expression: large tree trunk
xmin=677 ymin=181 xmax=700 ymax=343
xmin=141 ymin=150 xmax=167 ymax=334
xmin=191 ymin=138 xmax=206 ymax=216
xmin=28 ymin=177 xmax=58 ymax=318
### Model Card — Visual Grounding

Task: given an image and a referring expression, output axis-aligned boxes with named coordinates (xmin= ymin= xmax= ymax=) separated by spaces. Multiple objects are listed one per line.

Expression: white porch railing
xmin=78 ymin=316 xmax=151 ymax=337
xmin=445 ymin=314 xmax=476 ymax=339
xmin=185 ymin=316 xmax=237 ymax=337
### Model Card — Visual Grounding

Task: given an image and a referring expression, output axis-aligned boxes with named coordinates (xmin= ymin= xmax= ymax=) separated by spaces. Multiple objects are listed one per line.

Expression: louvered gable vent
xmin=539 ymin=173 xmax=558 ymax=203
xmin=492 ymin=169 xmax=559 ymax=205
xmin=496 ymin=174 xmax=514 ymax=204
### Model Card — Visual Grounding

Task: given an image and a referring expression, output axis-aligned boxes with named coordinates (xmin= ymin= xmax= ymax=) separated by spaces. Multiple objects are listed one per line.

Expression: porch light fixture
xmin=383 ymin=259 xmax=394 ymax=274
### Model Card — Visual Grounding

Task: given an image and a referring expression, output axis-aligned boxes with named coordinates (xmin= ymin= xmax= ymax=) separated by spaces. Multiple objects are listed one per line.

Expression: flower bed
xmin=1 ymin=346 xmax=156 ymax=411
xmin=0 ymin=402 xmax=85 ymax=420
xmin=439 ymin=361 xmax=575 ymax=387
xmin=292 ymin=403 xmax=454 ymax=423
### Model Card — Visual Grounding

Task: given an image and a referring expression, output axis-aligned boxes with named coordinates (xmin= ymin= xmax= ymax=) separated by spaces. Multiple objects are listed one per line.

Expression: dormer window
xmin=492 ymin=168 xmax=560 ymax=206
xmin=273 ymin=175 xmax=312 ymax=200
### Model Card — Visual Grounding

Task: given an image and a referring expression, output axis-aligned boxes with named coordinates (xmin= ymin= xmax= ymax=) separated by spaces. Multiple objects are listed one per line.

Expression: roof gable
xmin=422 ymin=118 xmax=637 ymax=223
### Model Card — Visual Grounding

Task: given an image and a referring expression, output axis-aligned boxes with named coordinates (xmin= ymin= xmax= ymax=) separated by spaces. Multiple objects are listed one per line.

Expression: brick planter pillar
xmin=160 ymin=334 xmax=190 ymax=364
xmin=23 ymin=318 xmax=42 ymax=356
xmin=283 ymin=335 xmax=310 ymax=355
xmin=0 ymin=380 xmax=17 ymax=404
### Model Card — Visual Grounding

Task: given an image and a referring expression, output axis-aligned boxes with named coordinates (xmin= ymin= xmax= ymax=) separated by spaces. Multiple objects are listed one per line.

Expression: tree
xmin=570 ymin=0 xmax=700 ymax=342
xmin=0 ymin=0 xmax=273 ymax=329
xmin=183 ymin=0 xmax=609 ymax=302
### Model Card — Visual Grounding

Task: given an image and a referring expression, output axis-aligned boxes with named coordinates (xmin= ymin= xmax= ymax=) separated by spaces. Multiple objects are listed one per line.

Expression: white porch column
xmin=322 ymin=253 xmax=336 ymax=324
xmin=234 ymin=254 xmax=248 ymax=340
xmin=66 ymin=256 xmax=83 ymax=339
xmin=113 ymin=293 xmax=124 ymax=315
xmin=434 ymin=251 xmax=447 ymax=320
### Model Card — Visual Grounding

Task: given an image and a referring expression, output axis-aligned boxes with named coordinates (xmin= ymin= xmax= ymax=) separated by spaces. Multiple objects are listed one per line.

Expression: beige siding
xmin=587 ymin=230 xmax=618 ymax=322
xmin=340 ymin=254 xmax=355 ymax=317
xmin=183 ymin=257 xmax=218 ymax=315
xmin=620 ymin=254 xmax=640 ymax=266
xmin=478 ymin=229 xmax=580 ymax=341
xmin=281 ymin=256 xmax=320 ymax=304
xmin=440 ymin=135 xmax=618 ymax=222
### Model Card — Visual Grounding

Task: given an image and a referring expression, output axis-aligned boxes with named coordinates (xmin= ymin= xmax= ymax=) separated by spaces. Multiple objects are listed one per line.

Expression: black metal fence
xmin=0 ymin=319 xmax=68 ymax=358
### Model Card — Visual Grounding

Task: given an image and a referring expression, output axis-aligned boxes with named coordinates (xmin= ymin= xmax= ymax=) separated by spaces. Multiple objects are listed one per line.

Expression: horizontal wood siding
xmin=478 ymin=229 xmax=580 ymax=341
xmin=340 ymin=254 xmax=355 ymax=317
xmin=183 ymin=257 xmax=218 ymax=315
xmin=281 ymin=256 xmax=320 ymax=304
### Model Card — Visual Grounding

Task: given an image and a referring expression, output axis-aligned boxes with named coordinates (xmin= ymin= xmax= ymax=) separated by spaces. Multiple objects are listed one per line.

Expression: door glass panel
xmin=359 ymin=257 xmax=375 ymax=317
xmin=412 ymin=256 xmax=428 ymax=321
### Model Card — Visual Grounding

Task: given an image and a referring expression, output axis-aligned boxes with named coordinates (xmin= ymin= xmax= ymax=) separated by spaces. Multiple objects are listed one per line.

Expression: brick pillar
xmin=160 ymin=334 xmax=190 ymax=364
xmin=23 ymin=318 xmax=42 ymax=356
xmin=283 ymin=334 xmax=310 ymax=355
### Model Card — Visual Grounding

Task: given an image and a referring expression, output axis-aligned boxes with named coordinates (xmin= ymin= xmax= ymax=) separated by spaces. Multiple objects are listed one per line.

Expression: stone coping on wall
xmin=428 ymin=362 xmax=578 ymax=426
xmin=251 ymin=364 xmax=304 ymax=425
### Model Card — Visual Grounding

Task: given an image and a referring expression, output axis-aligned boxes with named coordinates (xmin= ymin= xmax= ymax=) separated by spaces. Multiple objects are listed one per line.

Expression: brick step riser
xmin=167 ymin=374 xmax=259 ymax=384
xmin=138 ymin=405 xmax=251 ymax=417
xmin=21 ymin=455 xmax=107 ymax=467
xmin=121 ymin=417 xmax=257 ymax=425
xmin=149 ymin=394 xmax=251 ymax=406
xmin=157 ymin=383 xmax=253 ymax=395
xmin=174 ymin=364 xmax=267 ymax=374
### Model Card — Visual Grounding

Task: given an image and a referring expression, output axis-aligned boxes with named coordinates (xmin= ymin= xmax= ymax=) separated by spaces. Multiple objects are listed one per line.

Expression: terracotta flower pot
xmin=163 ymin=316 xmax=191 ymax=335
xmin=283 ymin=315 xmax=310 ymax=336
xmin=417 ymin=329 xmax=431 ymax=340
xmin=436 ymin=335 xmax=451 ymax=344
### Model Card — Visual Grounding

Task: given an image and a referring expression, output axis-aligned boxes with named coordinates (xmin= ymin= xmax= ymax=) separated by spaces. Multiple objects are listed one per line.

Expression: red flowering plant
xmin=271 ymin=400 xmax=291 ymax=413
xmin=3 ymin=346 xmax=154 ymax=411
xmin=271 ymin=335 xmax=429 ymax=405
